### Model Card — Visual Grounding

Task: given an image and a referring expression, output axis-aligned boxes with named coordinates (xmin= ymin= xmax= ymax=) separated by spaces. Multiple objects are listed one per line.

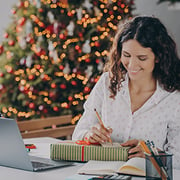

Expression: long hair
xmin=105 ymin=15 xmax=180 ymax=98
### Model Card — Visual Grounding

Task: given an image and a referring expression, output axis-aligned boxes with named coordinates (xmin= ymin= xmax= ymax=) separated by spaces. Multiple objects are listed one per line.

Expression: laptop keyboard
xmin=31 ymin=161 xmax=53 ymax=168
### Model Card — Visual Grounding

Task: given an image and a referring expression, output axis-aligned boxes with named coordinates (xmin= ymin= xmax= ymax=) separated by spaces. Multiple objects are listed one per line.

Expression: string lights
xmin=0 ymin=0 xmax=134 ymax=121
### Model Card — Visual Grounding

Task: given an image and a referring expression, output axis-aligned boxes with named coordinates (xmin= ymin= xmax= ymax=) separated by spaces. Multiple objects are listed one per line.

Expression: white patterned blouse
xmin=72 ymin=72 xmax=180 ymax=169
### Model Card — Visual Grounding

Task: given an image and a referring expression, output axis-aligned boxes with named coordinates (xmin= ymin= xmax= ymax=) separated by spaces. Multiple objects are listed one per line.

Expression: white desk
xmin=0 ymin=137 xmax=179 ymax=180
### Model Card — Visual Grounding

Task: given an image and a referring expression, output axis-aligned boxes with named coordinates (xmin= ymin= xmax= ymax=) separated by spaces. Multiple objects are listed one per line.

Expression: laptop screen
xmin=0 ymin=117 xmax=73 ymax=171
xmin=0 ymin=117 xmax=34 ymax=171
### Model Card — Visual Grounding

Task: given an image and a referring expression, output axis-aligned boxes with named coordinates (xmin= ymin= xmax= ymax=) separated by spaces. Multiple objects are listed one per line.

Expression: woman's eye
xmin=139 ymin=57 xmax=147 ymax=61
xmin=123 ymin=54 xmax=130 ymax=57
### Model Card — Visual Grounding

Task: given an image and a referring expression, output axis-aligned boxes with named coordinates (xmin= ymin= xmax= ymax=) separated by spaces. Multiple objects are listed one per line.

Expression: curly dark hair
xmin=104 ymin=15 xmax=180 ymax=98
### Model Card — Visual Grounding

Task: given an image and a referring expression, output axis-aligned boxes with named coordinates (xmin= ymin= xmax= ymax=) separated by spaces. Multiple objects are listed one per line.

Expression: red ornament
xmin=68 ymin=96 xmax=73 ymax=101
xmin=95 ymin=59 xmax=100 ymax=63
xmin=11 ymin=8 xmax=16 ymax=14
xmin=8 ymin=40 xmax=15 ymax=46
xmin=53 ymin=106 xmax=59 ymax=112
xmin=65 ymin=104 xmax=70 ymax=109
xmin=23 ymin=86 xmax=29 ymax=94
xmin=71 ymin=80 xmax=77 ymax=86
xmin=67 ymin=11 xmax=73 ymax=17
xmin=85 ymin=58 xmax=91 ymax=63
xmin=41 ymin=74 xmax=49 ymax=81
xmin=38 ymin=8 xmax=43 ymax=13
xmin=46 ymin=25 xmax=54 ymax=34
xmin=59 ymin=65 xmax=64 ymax=70
xmin=18 ymin=17 xmax=26 ymax=26
xmin=3 ymin=32 xmax=9 ymax=38
xmin=26 ymin=35 xmax=34 ymax=44
xmin=6 ymin=66 xmax=13 ymax=73
xmin=60 ymin=9 xmax=64 ymax=13
xmin=49 ymin=92 xmax=56 ymax=98
xmin=109 ymin=10 xmax=114 ymax=15
xmin=0 ymin=72 xmax=4 ymax=77
xmin=51 ymin=83 xmax=57 ymax=89
xmin=36 ymin=64 xmax=41 ymax=70
xmin=94 ymin=78 xmax=99 ymax=83
xmin=121 ymin=4 xmax=125 ymax=8
xmin=78 ymin=32 xmax=83 ymax=38
xmin=0 ymin=45 xmax=4 ymax=54
xmin=28 ymin=74 xmax=35 ymax=80
xmin=59 ymin=33 xmax=66 ymax=40
xmin=60 ymin=84 xmax=66 ymax=89
xmin=18 ymin=1 xmax=24 ymax=8
xmin=78 ymin=49 xmax=82 ymax=53
xmin=93 ymin=1 xmax=97 ymax=5
xmin=84 ymin=86 xmax=91 ymax=93
xmin=94 ymin=41 xmax=100 ymax=47
xmin=43 ymin=108 xmax=48 ymax=114
xmin=16 ymin=25 xmax=23 ymax=33
xmin=75 ymin=45 xmax=80 ymax=51
xmin=29 ymin=102 xmax=35 ymax=109
xmin=36 ymin=49 xmax=46 ymax=56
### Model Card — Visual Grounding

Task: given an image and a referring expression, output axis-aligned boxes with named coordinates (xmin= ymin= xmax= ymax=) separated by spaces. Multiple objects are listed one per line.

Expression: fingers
xmin=121 ymin=139 xmax=145 ymax=159
xmin=121 ymin=139 xmax=139 ymax=147
xmin=84 ymin=124 xmax=112 ymax=144
xmin=128 ymin=143 xmax=145 ymax=159
xmin=106 ymin=127 xmax=113 ymax=134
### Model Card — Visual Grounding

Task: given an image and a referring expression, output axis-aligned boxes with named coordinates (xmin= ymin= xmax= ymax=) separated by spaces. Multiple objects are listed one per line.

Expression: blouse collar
xmin=120 ymin=74 xmax=171 ymax=105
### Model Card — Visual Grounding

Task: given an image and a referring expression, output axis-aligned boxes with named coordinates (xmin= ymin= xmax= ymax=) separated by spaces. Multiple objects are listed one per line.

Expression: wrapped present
xmin=50 ymin=141 xmax=130 ymax=162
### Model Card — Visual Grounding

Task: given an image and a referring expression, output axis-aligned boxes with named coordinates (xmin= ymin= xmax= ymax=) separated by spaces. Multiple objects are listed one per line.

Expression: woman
xmin=72 ymin=15 xmax=180 ymax=169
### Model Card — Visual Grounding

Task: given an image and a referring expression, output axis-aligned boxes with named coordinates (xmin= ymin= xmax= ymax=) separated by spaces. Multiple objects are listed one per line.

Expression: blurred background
xmin=0 ymin=0 xmax=179 ymax=125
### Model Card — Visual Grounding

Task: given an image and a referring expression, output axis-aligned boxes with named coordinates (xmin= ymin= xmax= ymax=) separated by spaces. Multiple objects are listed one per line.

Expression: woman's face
xmin=121 ymin=39 xmax=156 ymax=81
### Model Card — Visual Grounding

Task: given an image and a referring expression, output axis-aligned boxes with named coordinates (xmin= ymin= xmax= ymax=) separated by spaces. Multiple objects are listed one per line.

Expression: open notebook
xmin=78 ymin=158 xmax=146 ymax=177
xmin=0 ymin=117 xmax=73 ymax=171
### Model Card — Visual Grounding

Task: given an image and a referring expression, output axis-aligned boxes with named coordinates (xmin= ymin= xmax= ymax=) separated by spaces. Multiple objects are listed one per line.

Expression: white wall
xmin=0 ymin=0 xmax=180 ymax=53
xmin=133 ymin=0 xmax=180 ymax=54
xmin=0 ymin=0 xmax=17 ymax=41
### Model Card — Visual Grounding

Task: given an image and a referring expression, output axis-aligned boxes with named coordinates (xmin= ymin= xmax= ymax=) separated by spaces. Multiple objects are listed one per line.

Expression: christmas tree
xmin=0 ymin=0 xmax=134 ymax=122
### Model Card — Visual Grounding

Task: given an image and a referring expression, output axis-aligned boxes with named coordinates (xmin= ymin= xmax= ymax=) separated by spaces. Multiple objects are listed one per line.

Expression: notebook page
xmin=77 ymin=160 xmax=125 ymax=175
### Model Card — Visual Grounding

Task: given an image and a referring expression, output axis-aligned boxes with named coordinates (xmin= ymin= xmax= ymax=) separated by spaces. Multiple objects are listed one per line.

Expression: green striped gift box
xmin=50 ymin=141 xmax=130 ymax=162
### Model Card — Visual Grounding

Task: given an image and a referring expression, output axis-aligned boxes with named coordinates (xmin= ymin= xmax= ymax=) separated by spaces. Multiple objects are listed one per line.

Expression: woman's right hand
xmin=83 ymin=124 xmax=112 ymax=144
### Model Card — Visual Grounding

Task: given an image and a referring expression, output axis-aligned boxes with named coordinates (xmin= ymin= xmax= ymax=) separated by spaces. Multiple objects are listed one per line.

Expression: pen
xmin=94 ymin=108 xmax=112 ymax=144
xmin=139 ymin=140 xmax=167 ymax=180
xmin=149 ymin=141 xmax=168 ymax=178
xmin=94 ymin=108 xmax=105 ymax=129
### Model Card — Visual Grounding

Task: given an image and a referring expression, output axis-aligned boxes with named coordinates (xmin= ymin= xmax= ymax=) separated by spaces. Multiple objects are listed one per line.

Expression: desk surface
xmin=0 ymin=137 xmax=179 ymax=180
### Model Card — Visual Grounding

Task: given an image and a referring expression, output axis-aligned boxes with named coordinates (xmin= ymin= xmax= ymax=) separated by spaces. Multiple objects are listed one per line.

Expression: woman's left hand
xmin=121 ymin=139 xmax=145 ymax=159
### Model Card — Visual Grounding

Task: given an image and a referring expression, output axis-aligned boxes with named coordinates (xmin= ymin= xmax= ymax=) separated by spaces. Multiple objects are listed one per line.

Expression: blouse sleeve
xmin=72 ymin=73 xmax=108 ymax=140
xmin=165 ymin=104 xmax=180 ymax=169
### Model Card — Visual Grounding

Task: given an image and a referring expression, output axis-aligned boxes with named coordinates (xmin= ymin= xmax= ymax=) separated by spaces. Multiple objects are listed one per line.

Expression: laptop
xmin=0 ymin=117 xmax=73 ymax=171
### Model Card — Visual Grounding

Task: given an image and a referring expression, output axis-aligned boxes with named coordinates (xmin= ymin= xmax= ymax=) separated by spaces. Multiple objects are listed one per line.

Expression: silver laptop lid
xmin=0 ymin=117 xmax=33 ymax=171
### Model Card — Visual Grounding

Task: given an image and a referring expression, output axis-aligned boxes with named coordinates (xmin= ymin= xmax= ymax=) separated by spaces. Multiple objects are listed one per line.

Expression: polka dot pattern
xmin=72 ymin=72 xmax=180 ymax=169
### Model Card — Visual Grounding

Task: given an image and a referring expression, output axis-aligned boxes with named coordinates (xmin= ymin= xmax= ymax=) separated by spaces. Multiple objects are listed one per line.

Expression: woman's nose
xmin=127 ymin=58 xmax=137 ymax=69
